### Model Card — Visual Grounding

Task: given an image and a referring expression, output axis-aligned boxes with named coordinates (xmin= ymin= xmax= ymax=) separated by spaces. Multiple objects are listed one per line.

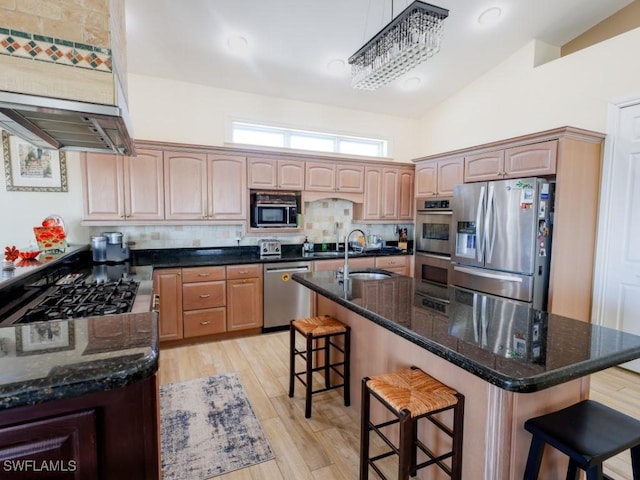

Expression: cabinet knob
xmin=200 ymin=321 xmax=211 ymax=325
xmin=198 ymin=273 xmax=209 ymax=277
xmin=199 ymin=294 xmax=211 ymax=298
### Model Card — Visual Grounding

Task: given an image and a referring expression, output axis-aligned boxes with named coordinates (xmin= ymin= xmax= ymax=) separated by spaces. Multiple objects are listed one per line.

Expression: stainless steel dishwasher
xmin=263 ymin=261 xmax=312 ymax=331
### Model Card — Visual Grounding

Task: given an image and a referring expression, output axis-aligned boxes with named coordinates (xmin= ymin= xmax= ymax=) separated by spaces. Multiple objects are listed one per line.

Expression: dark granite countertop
xmin=130 ymin=244 xmax=412 ymax=268
xmin=292 ymin=270 xmax=640 ymax=393
xmin=0 ymin=243 xmax=408 ymax=411
xmin=0 ymin=312 xmax=158 ymax=410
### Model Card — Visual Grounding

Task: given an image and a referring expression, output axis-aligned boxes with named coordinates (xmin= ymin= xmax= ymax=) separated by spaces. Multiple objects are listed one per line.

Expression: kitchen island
xmin=293 ymin=270 xmax=640 ymax=480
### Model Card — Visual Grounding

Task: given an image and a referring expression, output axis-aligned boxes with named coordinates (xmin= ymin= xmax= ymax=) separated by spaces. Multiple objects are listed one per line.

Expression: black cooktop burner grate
xmin=17 ymin=279 xmax=139 ymax=324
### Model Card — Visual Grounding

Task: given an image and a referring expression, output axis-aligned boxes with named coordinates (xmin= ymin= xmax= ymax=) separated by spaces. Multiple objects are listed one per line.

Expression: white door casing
xmin=592 ymin=97 xmax=640 ymax=373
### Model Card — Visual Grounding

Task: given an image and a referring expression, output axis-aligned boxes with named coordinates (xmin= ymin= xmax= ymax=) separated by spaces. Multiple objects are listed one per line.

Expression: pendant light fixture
xmin=348 ymin=1 xmax=449 ymax=90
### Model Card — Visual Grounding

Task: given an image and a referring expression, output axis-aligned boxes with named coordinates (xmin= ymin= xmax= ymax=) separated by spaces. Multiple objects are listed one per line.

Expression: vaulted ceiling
xmin=125 ymin=0 xmax=634 ymax=118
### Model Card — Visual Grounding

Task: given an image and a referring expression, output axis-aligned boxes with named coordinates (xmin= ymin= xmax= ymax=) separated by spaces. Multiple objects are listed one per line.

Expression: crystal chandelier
xmin=348 ymin=1 xmax=449 ymax=91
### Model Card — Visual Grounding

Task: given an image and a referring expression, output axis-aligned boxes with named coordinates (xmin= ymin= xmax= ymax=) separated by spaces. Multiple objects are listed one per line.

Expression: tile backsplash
xmin=89 ymin=199 xmax=413 ymax=250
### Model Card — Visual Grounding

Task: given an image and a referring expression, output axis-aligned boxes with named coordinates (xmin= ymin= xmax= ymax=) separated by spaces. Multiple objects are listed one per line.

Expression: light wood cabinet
xmin=248 ymin=157 xmax=304 ymax=190
xmin=415 ymin=157 xmax=463 ymax=197
xmin=164 ymin=152 xmax=246 ymax=221
xmin=355 ymin=166 xmax=413 ymax=221
xmin=398 ymin=169 xmax=414 ymax=219
xmin=163 ymin=151 xmax=208 ymax=220
xmin=154 ymin=264 xmax=263 ymax=343
xmin=305 ymin=161 xmax=364 ymax=192
xmin=153 ymin=268 xmax=183 ymax=342
xmin=464 ymin=140 xmax=557 ymax=182
xmin=226 ymin=264 xmax=263 ymax=331
xmin=182 ymin=266 xmax=227 ymax=339
xmin=82 ymin=149 xmax=164 ymax=221
xmin=413 ymin=127 xmax=604 ymax=322
xmin=209 ymin=154 xmax=247 ymax=219
xmin=375 ymin=255 xmax=409 ymax=276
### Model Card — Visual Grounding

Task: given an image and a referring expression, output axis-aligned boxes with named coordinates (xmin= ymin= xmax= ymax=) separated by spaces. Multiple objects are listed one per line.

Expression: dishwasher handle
xmin=265 ymin=266 xmax=310 ymax=274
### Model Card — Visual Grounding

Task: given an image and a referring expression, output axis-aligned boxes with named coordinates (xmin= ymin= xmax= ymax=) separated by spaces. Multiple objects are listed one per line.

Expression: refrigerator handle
xmin=475 ymin=186 xmax=486 ymax=262
xmin=472 ymin=292 xmax=479 ymax=343
xmin=480 ymin=296 xmax=488 ymax=347
xmin=485 ymin=184 xmax=496 ymax=263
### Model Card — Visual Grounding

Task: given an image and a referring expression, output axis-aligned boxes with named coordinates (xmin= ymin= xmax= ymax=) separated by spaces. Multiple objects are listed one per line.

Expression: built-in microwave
xmin=250 ymin=191 xmax=299 ymax=228
xmin=415 ymin=197 xmax=453 ymax=255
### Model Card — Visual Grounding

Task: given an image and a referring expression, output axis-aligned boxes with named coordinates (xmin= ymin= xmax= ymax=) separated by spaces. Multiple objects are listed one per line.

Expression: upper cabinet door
xmin=208 ymin=154 xmax=247 ymax=219
xmin=361 ymin=167 xmax=382 ymax=219
xmin=124 ymin=149 xmax=165 ymax=220
xmin=164 ymin=151 xmax=208 ymax=220
xmin=82 ymin=153 xmax=125 ymax=220
xmin=305 ymin=162 xmax=336 ymax=191
xmin=277 ymin=160 xmax=305 ymax=190
xmin=248 ymin=157 xmax=277 ymax=189
xmin=380 ymin=168 xmax=399 ymax=219
xmin=464 ymin=150 xmax=505 ymax=182
xmin=504 ymin=140 xmax=557 ymax=178
xmin=397 ymin=169 xmax=414 ymax=220
xmin=336 ymin=164 xmax=364 ymax=192
xmin=437 ymin=158 xmax=463 ymax=196
xmin=415 ymin=162 xmax=438 ymax=197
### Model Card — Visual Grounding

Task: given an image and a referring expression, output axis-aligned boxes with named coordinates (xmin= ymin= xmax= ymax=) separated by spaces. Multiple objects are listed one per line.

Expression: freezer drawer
xmin=452 ymin=264 xmax=533 ymax=303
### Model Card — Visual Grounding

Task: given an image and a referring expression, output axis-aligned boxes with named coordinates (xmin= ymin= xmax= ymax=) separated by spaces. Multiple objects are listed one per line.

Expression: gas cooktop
xmin=13 ymin=278 xmax=139 ymax=324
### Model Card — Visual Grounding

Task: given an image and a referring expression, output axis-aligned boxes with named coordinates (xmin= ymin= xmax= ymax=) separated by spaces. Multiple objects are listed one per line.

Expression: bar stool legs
xmin=289 ymin=315 xmax=351 ymax=419
xmin=360 ymin=366 xmax=464 ymax=480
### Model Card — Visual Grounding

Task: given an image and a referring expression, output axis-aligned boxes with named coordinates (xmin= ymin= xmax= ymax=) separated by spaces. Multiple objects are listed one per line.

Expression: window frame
xmin=230 ymin=121 xmax=388 ymax=158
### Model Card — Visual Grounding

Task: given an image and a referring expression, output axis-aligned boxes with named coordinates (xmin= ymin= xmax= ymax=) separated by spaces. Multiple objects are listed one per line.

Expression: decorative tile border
xmin=0 ymin=27 xmax=111 ymax=72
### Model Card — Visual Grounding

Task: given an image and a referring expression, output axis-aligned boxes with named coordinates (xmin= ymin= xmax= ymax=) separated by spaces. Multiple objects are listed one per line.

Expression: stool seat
xmin=292 ymin=315 xmax=348 ymax=336
xmin=361 ymin=366 xmax=464 ymax=480
xmin=524 ymin=399 xmax=640 ymax=480
xmin=368 ymin=368 xmax=459 ymax=418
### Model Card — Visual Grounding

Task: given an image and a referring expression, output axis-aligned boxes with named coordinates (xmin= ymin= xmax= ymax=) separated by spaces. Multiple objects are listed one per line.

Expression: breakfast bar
xmin=293 ymin=270 xmax=640 ymax=480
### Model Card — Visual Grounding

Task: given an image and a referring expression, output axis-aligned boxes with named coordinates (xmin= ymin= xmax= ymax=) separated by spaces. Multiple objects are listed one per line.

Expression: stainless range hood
xmin=0 ymin=90 xmax=135 ymax=156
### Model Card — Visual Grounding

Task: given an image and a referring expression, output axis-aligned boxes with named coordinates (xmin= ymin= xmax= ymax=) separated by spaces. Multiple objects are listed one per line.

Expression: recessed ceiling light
xmin=327 ymin=58 xmax=346 ymax=74
xmin=478 ymin=7 xmax=502 ymax=25
xmin=403 ymin=77 xmax=422 ymax=90
xmin=227 ymin=35 xmax=249 ymax=53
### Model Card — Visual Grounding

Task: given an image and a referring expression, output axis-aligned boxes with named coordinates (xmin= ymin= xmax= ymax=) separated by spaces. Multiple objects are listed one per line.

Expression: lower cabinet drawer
xmin=183 ymin=281 xmax=226 ymax=310
xmin=183 ymin=308 xmax=226 ymax=338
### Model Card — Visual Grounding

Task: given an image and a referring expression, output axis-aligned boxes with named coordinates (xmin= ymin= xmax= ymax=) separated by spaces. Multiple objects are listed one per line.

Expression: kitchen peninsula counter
xmin=0 ymin=313 xmax=160 ymax=478
xmin=0 ymin=247 xmax=160 ymax=479
xmin=0 ymin=312 xmax=158 ymax=410
xmin=293 ymin=270 xmax=640 ymax=480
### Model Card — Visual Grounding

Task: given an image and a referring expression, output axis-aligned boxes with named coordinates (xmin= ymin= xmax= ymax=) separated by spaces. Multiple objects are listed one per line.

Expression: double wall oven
xmin=414 ymin=197 xmax=453 ymax=310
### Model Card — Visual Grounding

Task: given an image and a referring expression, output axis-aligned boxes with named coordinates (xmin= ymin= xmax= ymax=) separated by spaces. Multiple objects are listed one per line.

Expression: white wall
xmin=0 ymin=79 xmax=419 ymax=250
xmin=127 ymin=74 xmax=421 ymax=163
xmin=418 ymin=29 xmax=640 ymax=156
xmin=0 ymin=148 xmax=90 ymax=250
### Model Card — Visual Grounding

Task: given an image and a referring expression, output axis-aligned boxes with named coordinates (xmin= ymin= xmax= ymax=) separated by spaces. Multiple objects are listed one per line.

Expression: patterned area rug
xmin=160 ymin=373 xmax=275 ymax=479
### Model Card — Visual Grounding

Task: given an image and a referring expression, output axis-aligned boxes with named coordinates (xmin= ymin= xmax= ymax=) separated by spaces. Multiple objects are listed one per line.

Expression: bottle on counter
xmin=303 ymin=236 xmax=313 ymax=254
xmin=399 ymin=228 xmax=408 ymax=252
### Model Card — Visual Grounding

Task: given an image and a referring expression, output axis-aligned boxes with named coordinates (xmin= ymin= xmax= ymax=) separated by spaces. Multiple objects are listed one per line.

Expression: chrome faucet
xmin=342 ymin=228 xmax=366 ymax=279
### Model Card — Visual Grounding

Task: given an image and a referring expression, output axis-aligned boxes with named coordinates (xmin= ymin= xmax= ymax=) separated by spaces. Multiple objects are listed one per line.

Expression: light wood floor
xmin=158 ymin=331 xmax=640 ymax=480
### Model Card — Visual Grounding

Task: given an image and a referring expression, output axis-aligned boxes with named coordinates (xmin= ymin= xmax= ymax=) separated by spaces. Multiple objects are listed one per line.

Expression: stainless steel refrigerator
xmin=451 ymin=177 xmax=554 ymax=309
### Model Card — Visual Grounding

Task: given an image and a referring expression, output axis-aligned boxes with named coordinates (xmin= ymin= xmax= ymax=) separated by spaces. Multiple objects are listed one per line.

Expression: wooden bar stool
xmin=288 ymin=315 xmax=351 ymax=418
xmin=360 ymin=366 xmax=464 ymax=480
xmin=523 ymin=399 xmax=640 ymax=480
